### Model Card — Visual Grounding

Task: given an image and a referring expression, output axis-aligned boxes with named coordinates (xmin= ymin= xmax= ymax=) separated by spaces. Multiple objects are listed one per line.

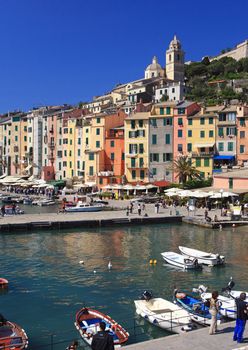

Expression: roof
xmin=127 ymin=112 xmax=150 ymax=120
xmin=176 ymin=101 xmax=195 ymax=108
xmin=214 ymin=168 xmax=248 ymax=179
xmin=191 ymin=112 xmax=218 ymax=119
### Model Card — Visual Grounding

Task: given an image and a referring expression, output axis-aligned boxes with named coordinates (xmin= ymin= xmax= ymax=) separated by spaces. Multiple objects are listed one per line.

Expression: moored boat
xmin=0 ymin=315 xmax=28 ymax=349
xmin=161 ymin=252 xmax=202 ymax=270
xmin=74 ymin=307 xmax=129 ymax=348
xmin=174 ymin=291 xmax=222 ymax=326
xmin=35 ymin=199 xmax=55 ymax=206
xmin=65 ymin=201 xmax=105 ymax=212
xmin=179 ymin=246 xmax=225 ymax=266
xmin=134 ymin=291 xmax=193 ymax=333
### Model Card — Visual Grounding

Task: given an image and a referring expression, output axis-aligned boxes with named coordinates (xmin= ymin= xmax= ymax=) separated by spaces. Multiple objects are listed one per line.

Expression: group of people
xmin=209 ymin=291 xmax=248 ymax=343
xmin=126 ymin=202 xmax=146 ymax=216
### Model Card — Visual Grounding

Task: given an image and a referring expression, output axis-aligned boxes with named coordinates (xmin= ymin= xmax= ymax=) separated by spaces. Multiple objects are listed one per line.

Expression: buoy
xmin=149 ymin=259 xmax=153 ymax=264
xmin=0 ymin=278 xmax=8 ymax=289
xmin=108 ymin=261 xmax=112 ymax=269
xmin=93 ymin=270 xmax=97 ymax=274
xmin=232 ymin=224 xmax=236 ymax=228
xmin=153 ymin=260 xmax=157 ymax=264
xmin=79 ymin=260 xmax=84 ymax=265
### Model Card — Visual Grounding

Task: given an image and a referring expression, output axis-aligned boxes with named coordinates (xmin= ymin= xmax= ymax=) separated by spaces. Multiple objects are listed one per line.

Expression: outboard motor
xmin=222 ymin=277 xmax=235 ymax=293
xmin=141 ymin=290 xmax=153 ymax=301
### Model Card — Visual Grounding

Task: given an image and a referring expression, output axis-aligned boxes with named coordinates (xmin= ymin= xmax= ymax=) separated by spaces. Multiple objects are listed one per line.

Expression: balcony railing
xmin=126 ymin=162 xmax=148 ymax=169
xmin=191 ymin=152 xmax=214 ymax=158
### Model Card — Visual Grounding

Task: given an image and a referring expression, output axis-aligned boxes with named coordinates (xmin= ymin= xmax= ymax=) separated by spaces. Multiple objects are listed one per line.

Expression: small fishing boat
xmin=74 ymin=307 xmax=129 ymax=348
xmin=134 ymin=291 xmax=193 ymax=333
xmin=1 ymin=196 xmax=15 ymax=204
xmin=179 ymin=246 xmax=225 ymax=266
xmin=23 ymin=197 xmax=33 ymax=205
xmin=174 ymin=291 xmax=222 ymax=326
xmin=65 ymin=201 xmax=105 ymax=212
xmin=161 ymin=252 xmax=201 ymax=270
xmin=4 ymin=206 xmax=24 ymax=215
xmin=0 ymin=278 xmax=8 ymax=289
xmin=34 ymin=199 xmax=55 ymax=206
xmin=0 ymin=315 xmax=28 ymax=349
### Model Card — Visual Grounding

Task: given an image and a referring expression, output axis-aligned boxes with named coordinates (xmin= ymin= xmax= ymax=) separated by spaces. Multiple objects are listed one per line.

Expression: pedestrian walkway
xmin=124 ymin=321 xmax=248 ymax=350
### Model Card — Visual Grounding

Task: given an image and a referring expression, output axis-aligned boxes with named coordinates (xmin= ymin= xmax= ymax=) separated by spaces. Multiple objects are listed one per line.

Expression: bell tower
xmin=166 ymin=35 xmax=185 ymax=82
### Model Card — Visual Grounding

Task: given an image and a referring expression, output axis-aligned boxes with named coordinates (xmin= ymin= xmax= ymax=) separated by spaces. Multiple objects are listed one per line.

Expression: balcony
xmin=48 ymin=142 xmax=55 ymax=150
xmin=191 ymin=152 xmax=214 ymax=158
xmin=126 ymin=162 xmax=148 ymax=169
xmin=48 ymin=155 xmax=55 ymax=161
xmin=125 ymin=152 xmax=139 ymax=158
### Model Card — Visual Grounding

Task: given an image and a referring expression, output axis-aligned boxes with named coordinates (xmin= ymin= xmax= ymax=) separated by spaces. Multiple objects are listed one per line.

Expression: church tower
xmin=166 ymin=35 xmax=185 ymax=82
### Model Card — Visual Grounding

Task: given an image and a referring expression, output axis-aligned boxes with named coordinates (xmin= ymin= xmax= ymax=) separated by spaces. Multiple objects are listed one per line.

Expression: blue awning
xmin=214 ymin=155 xmax=235 ymax=160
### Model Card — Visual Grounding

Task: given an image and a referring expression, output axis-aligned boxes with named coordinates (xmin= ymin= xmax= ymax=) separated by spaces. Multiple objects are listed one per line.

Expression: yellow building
xmin=187 ymin=110 xmax=217 ymax=178
xmin=124 ymin=112 xmax=150 ymax=182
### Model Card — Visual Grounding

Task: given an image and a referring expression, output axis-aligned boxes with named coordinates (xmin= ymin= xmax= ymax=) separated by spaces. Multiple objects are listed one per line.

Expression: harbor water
xmin=1 ymin=223 xmax=248 ymax=349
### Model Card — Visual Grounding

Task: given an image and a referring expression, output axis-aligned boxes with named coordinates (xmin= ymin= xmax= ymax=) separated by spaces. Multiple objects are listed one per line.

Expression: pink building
xmin=213 ymin=168 xmax=248 ymax=193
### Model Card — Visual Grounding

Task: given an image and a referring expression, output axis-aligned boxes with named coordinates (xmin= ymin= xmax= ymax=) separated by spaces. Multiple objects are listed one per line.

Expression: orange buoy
xmin=0 ymin=278 xmax=8 ymax=289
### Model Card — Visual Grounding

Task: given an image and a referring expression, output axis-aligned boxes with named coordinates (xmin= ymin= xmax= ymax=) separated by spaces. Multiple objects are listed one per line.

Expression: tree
xmin=207 ymin=60 xmax=225 ymax=76
xmin=202 ymin=56 xmax=210 ymax=66
xmin=173 ymin=156 xmax=201 ymax=185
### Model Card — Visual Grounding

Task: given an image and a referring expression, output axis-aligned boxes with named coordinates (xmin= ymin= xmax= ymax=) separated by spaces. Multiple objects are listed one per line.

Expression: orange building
xmin=98 ymin=126 xmax=125 ymax=187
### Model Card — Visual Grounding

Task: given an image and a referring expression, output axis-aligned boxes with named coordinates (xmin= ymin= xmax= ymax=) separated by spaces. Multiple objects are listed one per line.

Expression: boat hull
xmin=65 ymin=206 xmax=104 ymax=212
xmin=75 ymin=307 xmax=129 ymax=348
xmin=179 ymin=246 xmax=225 ymax=266
xmin=0 ymin=321 xmax=28 ymax=349
xmin=161 ymin=252 xmax=201 ymax=270
xmin=134 ymin=299 xmax=192 ymax=333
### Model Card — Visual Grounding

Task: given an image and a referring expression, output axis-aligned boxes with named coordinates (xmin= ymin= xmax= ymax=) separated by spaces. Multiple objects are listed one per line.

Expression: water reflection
xmin=0 ymin=223 xmax=248 ymax=348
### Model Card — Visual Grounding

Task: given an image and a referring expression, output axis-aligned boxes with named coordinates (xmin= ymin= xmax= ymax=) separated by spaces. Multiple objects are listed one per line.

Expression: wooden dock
xmin=124 ymin=321 xmax=248 ymax=350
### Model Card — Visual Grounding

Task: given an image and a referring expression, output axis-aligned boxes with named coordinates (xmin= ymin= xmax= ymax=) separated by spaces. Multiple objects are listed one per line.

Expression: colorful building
xmin=236 ymin=105 xmax=248 ymax=166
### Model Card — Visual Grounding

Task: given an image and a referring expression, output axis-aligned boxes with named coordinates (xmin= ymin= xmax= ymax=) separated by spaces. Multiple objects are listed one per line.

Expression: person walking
xmin=233 ymin=292 xmax=248 ymax=343
xmin=91 ymin=321 xmax=114 ymax=350
xmin=138 ymin=204 xmax=141 ymax=216
xmin=209 ymin=291 xmax=220 ymax=335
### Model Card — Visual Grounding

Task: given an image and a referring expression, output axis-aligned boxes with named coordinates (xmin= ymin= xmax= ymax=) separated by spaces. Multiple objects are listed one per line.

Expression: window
xmin=139 ymin=144 xmax=144 ymax=154
xmin=96 ymin=118 xmax=101 ymax=124
xmin=70 ymin=140 xmax=72 ymax=145
xmin=24 ymin=136 xmax=27 ymax=142
xmin=69 ymin=128 xmax=72 ymax=134
xmin=15 ymin=136 xmax=18 ymax=142
xmin=59 ymin=162 xmax=61 ymax=171
xmin=204 ymin=158 xmax=210 ymax=167
xmin=240 ymin=131 xmax=245 ymax=138
xmin=209 ymin=130 xmax=214 ymax=137
xmin=96 ymin=141 xmax=100 ymax=148
xmin=129 ymin=131 xmax=136 ymax=138
xmin=78 ymin=138 xmax=81 ymax=145
xmin=229 ymin=177 xmax=233 ymax=190
xmin=178 ymin=108 xmax=185 ymax=115
xmin=110 ymin=140 xmax=115 ymax=147
xmin=150 ymin=118 xmax=157 ymax=127
xmin=152 ymin=168 xmax=157 ymax=175
xmin=86 ymin=137 xmax=89 ymax=145
xmin=187 ymin=143 xmax=192 ymax=152
xmin=150 ymin=153 xmax=159 ymax=162
xmin=188 ymin=119 xmax=192 ymax=126
xmin=89 ymin=153 xmax=94 ymax=160
xmin=63 ymin=161 xmax=67 ymax=167
xmin=77 ymin=149 xmax=81 ymax=156
xmin=160 ymin=107 xmax=164 ymax=115
xmin=44 ymin=148 xmax=47 ymax=155
xmin=64 ymin=150 xmax=67 ymax=157
xmin=69 ymin=151 xmax=72 ymax=157
xmin=139 ymin=158 xmax=144 ymax=167
xmin=163 ymin=118 xmax=172 ymax=126
xmin=99 ymin=178 xmax=103 ymax=185
xmin=196 ymin=158 xmax=201 ymax=167
xmin=166 ymin=107 xmax=171 ymax=115
xmin=178 ymin=130 xmax=183 ymax=138
xmin=240 ymin=118 xmax=246 ymax=127
xmin=131 ymin=120 xmax=135 ymax=129
xmin=178 ymin=118 xmax=183 ymax=125
xmin=218 ymin=127 xmax=224 ymax=137
xmin=129 ymin=144 xmax=138 ymax=154
xmin=140 ymin=170 xmax=145 ymax=179
xmin=24 ymin=126 xmax=27 ymax=132
xmin=165 ymin=134 xmax=170 ymax=144
xmin=110 ymin=152 xmax=115 ymax=160
xmin=152 ymin=134 xmax=157 ymax=145
xmin=138 ymin=120 xmax=143 ymax=128
xmin=209 ymin=117 xmax=214 ymax=124
xmin=240 ymin=145 xmax=245 ymax=153
xmin=219 ymin=113 xmax=226 ymax=122
xmin=218 ymin=142 xmax=224 ymax=151
xmin=178 ymin=144 xmax=183 ymax=152
xmin=228 ymin=142 xmax=234 ymax=151
xmin=188 ymin=130 xmax=192 ymax=137
xmin=96 ymin=128 xmax=100 ymax=135
xmin=89 ymin=166 xmax=94 ymax=176
xmin=131 ymin=170 xmax=136 ymax=179
xmin=200 ymin=131 xmax=205 ymax=138
xmin=122 ymin=153 xmax=125 ymax=160
xmin=15 ymin=125 xmax=18 ymax=131
xmin=69 ymin=161 xmax=72 ymax=168
xmin=86 ymin=128 xmax=89 ymax=133
xmin=200 ymin=118 xmax=205 ymax=125
xmin=226 ymin=127 xmax=236 ymax=136
xmin=163 ymin=153 xmax=172 ymax=161
xmin=63 ymin=139 xmax=68 ymax=144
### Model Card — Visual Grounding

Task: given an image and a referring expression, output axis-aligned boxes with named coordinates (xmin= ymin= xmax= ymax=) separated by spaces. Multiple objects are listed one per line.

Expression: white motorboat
xmin=65 ymin=201 xmax=105 ymax=212
xmin=179 ymin=246 xmax=225 ymax=266
xmin=134 ymin=291 xmax=193 ymax=333
xmin=161 ymin=252 xmax=201 ymax=270
xmin=36 ymin=199 xmax=56 ymax=206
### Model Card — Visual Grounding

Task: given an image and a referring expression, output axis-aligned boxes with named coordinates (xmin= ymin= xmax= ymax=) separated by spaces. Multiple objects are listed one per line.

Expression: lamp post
xmin=220 ymin=189 xmax=224 ymax=216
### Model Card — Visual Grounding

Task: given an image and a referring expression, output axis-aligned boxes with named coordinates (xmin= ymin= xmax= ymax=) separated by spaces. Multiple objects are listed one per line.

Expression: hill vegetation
xmin=185 ymin=56 xmax=248 ymax=105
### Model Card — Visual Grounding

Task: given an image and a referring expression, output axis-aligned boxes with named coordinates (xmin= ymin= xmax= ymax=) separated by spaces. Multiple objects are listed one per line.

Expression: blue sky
xmin=0 ymin=0 xmax=247 ymax=113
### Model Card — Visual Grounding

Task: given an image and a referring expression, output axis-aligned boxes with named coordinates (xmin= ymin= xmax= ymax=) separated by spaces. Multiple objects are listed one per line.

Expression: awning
xmin=214 ymin=155 xmax=235 ymax=160
xmin=194 ymin=143 xmax=215 ymax=148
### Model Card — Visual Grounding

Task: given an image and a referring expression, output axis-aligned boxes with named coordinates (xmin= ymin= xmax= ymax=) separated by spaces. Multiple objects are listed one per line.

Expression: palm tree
xmin=173 ymin=155 xmax=201 ymax=185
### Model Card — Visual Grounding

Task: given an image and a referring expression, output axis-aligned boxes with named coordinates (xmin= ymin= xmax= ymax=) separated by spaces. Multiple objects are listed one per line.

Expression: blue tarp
xmin=214 ymin=155 xmax=235 ymax=160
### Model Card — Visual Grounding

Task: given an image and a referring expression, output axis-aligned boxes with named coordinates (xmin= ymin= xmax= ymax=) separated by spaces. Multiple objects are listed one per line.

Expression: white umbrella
xmin=177 ymin=190 xmax=193 ymax=197
xmin=191 ymin=191 xmax=211 ymax=198
xmin=165 ymin=192 xmax=179 ymax=197
xmin=223 ymin=191 xmax=238 ymax=197
xmin=102 ymin=184 xmax=113 ymax=190
xmin=135 ymin=185 xmax=147 ymax=190
xmin=146 ymin=184 xmax=158 ymax=189
xmin=210 ymin=191 xmax=238 ymax=199
xmin=164 ymin=187 xmax=181 ymax=193
xmin=123 ymin=184 xmax=135 ymax=190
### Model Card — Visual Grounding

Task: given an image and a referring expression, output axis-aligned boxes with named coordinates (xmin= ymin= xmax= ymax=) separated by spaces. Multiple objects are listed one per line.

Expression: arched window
xmin=177 ymin=54 xmax=180 ymax=61
xmin=169 ymin=54 xmax=171 ymax=61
